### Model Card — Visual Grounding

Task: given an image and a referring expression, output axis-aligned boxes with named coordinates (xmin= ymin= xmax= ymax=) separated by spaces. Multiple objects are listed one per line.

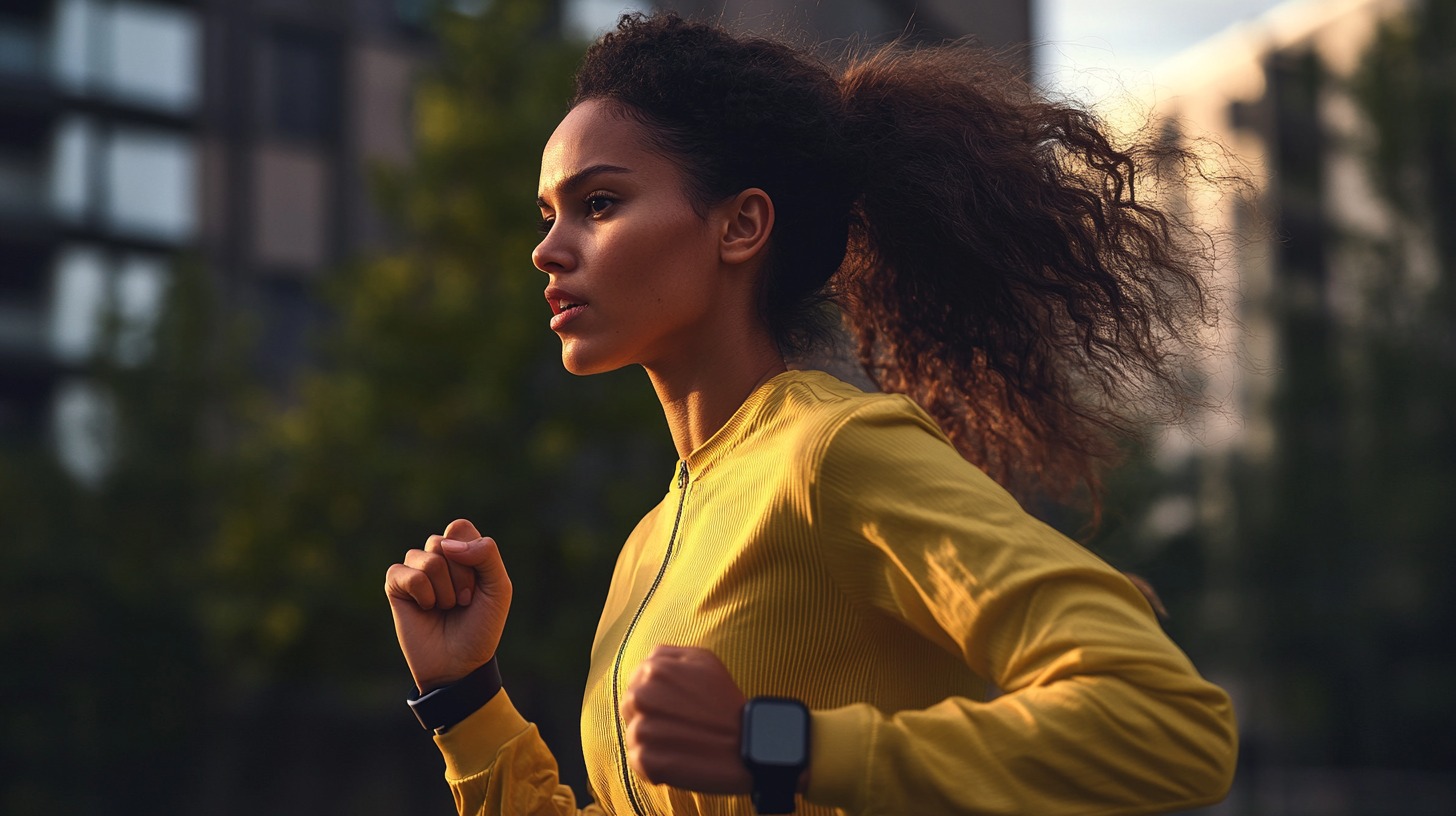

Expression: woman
xmin=385 ymin=12 xmax=1237 ymax=815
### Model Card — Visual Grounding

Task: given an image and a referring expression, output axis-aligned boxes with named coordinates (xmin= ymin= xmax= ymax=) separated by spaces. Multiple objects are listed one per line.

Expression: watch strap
xmin=406 ymin=657 xmax=502 ymax=733
xmin=750 ymin=765 xmax=801 ymax=814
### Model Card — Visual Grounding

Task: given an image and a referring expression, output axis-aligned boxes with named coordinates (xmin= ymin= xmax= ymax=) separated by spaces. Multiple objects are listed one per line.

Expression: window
xmin=113 ymin=253 xmax=167 ymax=366
xmin=107 ymin=0 xmax=201 ymax=113
xmin=49 ymin=245 xmax=109 ymax=362
xmin=53 ymin=378 xmax=117 ymax=486
xmin=49 ymin=115 xmax=99 ymax=222
xmin=48 ymin=245 xmax=170 ymax=365
xmin=50 ymin=0 xmax=200 ymax=113
xmin=104 ymin=126 xmax=197 ymax=242
xmin=51 ymin=0 xmax=100 ymax=93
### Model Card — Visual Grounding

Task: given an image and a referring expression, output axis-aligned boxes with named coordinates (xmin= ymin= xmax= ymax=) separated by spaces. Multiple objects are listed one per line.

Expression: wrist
xmin=741 ymin=696 xmax=811 ymax=814
xmin=407 ymin=656 xmax=502 ymax=733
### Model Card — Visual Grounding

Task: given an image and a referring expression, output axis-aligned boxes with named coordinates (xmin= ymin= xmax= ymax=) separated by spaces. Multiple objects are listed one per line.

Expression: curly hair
xmin=572 ymin=13 xmax=1216 ymax=511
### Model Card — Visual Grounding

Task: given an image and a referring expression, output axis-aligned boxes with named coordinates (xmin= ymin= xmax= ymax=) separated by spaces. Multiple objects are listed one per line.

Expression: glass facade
xmin=48 ymin=245 xmax=108 ymax=362
xmin=51 ymin=0 xmax=200 ymax=112
xmin=2 ymin=0 xmax=199 ymax=481
xmin=47 ymin=114 xmax=96 ymax=222
xmin=104 ymin=126 xmax=197 ymax=242
xmin=107 ymin=1 xmax=200 ymax=112
xmin=113 ymin=252 xmax=167 ymax=366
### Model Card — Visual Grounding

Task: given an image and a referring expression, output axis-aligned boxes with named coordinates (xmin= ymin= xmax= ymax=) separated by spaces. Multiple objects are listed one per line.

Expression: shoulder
xmin=762 ymin=373 xmax=1027 ymax=530
xmin=764 ymin=369 xmax=948 ymax=458
xmin=754 ymin=371 xmax=1015 ymax=513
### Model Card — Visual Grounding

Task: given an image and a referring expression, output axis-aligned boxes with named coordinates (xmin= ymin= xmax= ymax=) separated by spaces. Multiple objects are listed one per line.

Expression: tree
xmin=203 ymin=0 xmax=672 ymax=804
xmin=1234 ymin=0 xmax=1456 ymax=780
xmin=2 ymin=2 xmax=674 ymax=811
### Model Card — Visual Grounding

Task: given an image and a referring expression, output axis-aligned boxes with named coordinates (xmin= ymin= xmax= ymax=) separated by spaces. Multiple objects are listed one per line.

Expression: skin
xmin=385 ymin=99 xmax=804 ymax=796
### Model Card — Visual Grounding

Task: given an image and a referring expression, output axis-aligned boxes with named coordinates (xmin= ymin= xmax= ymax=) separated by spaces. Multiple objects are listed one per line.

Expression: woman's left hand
xmin=621 ymin=645 xmax=753 ymax=795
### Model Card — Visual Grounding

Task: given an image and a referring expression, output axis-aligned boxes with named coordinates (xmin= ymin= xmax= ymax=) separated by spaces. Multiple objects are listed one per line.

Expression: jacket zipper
xmin=613 ymin=460 xmax=690 ymax=816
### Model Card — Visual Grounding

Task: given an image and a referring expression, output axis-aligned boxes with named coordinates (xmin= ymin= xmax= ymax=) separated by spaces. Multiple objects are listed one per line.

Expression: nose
xmin=532 ymin=226 xmax=573 ymax=275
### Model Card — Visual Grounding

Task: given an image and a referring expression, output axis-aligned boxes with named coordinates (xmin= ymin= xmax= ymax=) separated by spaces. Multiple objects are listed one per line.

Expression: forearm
xmin=804 ymin=672 xmax=1236 ymax=815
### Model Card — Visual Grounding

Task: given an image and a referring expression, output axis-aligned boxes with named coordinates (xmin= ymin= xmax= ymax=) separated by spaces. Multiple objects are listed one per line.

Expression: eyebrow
xmin=536 ymin=164 xmax=633 ymax=209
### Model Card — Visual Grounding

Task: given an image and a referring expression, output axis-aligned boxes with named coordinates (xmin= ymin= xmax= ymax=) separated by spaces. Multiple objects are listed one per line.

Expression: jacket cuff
xmin=434 ymin=688 xmax=531 ymax=781
xmin=804 ymin=703 xmax=877 ymax=811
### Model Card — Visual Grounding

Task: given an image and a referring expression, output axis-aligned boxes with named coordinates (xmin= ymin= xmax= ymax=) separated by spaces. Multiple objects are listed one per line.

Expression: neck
xmin=645 ymin=339 xmax=787 ymax=462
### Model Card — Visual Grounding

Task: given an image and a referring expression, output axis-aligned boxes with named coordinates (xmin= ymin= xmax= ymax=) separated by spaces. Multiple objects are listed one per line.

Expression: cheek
xmin=621 ymin=233 xmax=709 ymax=296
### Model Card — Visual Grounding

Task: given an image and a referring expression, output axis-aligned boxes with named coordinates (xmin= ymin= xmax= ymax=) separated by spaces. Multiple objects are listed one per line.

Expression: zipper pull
xmin=677 ymin=461 xmax=688 ymax=490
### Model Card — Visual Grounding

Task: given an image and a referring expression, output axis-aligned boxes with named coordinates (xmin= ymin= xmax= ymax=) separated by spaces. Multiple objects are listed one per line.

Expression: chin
xmin=559 ymin=344 xmax=629 ymax=377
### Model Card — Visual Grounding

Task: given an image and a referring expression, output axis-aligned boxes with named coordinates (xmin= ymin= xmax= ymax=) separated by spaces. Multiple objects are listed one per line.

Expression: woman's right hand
xmin=385 ymin=519 xmax=513 ymax=694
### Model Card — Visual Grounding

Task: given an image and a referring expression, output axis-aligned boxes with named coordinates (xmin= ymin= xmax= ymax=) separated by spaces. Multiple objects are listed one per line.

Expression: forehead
xmin=538 ymin=99 xmax=655 ymax=193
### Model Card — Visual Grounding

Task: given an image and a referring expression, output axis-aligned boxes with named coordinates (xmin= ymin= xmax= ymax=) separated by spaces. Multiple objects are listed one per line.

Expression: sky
xmin=1034 ymin=0 xmax=1299 ymax=101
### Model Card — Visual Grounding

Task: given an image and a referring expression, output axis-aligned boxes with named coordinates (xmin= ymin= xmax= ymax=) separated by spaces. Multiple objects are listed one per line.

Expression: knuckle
xmin=422 ymin=554 xmax=447 ymax=578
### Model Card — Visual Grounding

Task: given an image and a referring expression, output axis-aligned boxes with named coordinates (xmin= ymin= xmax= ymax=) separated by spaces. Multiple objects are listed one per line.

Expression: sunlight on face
xmin=533 ymin=100 xmax=728 ymax=376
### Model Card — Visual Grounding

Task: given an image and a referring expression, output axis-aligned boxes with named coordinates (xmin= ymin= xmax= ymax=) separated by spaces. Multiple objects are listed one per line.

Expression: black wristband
xmin=406 ymin=657 xmax=502 ymax=733
xmin=750 ymin=766 xmax=801 ymax=814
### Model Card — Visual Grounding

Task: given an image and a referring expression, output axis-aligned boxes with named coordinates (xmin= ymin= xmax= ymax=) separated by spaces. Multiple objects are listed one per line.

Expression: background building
xmin=1140 ymin=0 xmax=1455 ymax=811
xmin=0 ymin=0 xmax=433 ymax=481
xmin=0 ymin=0 xmax=1030 ymax=480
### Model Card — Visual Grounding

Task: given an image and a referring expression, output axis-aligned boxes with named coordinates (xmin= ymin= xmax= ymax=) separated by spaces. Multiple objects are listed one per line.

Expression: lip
xmin=544 ymin=286 xmax=589 ymax=331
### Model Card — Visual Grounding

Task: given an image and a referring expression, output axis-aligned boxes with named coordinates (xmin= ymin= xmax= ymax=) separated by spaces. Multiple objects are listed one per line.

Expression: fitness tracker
xmin=741 ymin=696 xmax=810 ymax=814
xmin=406 ymin=657 xmax=502 ymax=733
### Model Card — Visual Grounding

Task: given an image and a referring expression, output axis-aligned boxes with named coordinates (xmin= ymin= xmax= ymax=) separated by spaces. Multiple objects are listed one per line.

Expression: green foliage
xmin=0 ymin=255 xmax=254 ymax=812
xmin=2 ymin=1 xmax=673 ymax=810
xmin=210 ymin=0 xmax=670 ymax=666
xmin=205 ymin=0 xmax=673 ymax=796
xmin=1239 ymin=0 xmax=1456 ymax=772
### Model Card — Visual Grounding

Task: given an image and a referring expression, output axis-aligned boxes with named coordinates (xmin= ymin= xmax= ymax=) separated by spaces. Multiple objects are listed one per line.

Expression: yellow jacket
xmin=434 ymin=370 xmax=1237 ymax=814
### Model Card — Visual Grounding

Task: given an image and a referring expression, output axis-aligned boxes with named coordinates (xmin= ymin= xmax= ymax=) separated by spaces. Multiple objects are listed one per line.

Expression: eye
xmin=585 ymin=194 xmax=616 ymax=217
xmin=537 ymin=216 xmax=553 ymax=236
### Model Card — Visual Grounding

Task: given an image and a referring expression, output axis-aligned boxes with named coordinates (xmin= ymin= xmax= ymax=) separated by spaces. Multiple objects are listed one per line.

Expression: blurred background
xmin=0 ymin=0 xmax=1451 ymax=813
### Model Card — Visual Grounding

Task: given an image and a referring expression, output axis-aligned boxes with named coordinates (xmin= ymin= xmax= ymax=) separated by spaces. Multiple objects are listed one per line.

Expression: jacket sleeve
xmin=433 ymin=689 xmax=606 ymax=816
xmin=805 ymin=401 xmax=1238 ymax=815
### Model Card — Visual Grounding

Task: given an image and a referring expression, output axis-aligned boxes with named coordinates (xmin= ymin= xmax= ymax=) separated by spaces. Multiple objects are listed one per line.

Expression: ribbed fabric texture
xmin=434 ymin=370 xmax=1237 ymax=815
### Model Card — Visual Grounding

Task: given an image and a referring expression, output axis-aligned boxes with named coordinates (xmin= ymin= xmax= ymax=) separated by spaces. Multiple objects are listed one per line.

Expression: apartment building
xmin=0 ymin=0 xmax=428 ymax=479
xmin=0 ymin=0 xmax=1030 ymax=481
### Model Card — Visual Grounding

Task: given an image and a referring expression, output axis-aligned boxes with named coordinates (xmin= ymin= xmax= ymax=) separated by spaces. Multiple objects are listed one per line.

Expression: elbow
xmin=1205 ymin=690 xmax=1240 ymax=802
xmin=1168 ymin=683 xmax=1239 ymax=808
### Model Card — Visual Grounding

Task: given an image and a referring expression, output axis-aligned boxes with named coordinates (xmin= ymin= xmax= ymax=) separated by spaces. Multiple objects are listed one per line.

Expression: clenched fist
xmin=620 ymin=645 xmax=754 ymax=795
xmin=385 ymin=519 xmax=512 ymax=693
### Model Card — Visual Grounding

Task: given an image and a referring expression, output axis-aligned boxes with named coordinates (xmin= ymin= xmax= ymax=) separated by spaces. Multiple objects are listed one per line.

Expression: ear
xmin=716 ymin=188 xmax=774 ymax=266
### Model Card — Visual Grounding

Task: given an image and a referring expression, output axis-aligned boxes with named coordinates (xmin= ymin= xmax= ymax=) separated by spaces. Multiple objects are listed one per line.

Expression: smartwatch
xmin=740 ymin=696 xmax=810 ymax=814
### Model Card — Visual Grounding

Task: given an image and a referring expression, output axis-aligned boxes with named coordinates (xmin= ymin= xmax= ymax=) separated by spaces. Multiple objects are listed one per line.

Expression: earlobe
xmin=719 ymin=188 xmax=774 ymax=266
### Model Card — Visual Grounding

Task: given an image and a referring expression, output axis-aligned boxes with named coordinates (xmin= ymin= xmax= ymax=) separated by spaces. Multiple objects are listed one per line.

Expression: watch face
xmin=747 ymin=699 xmax=808 ymax=765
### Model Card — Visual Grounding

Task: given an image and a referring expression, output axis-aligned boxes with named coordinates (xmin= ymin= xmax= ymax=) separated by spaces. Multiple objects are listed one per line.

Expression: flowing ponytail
xmin=836 ymin=46 xmax=1211 ymax=506
xmin=573 ymin=13 xmax=1215 ymax=511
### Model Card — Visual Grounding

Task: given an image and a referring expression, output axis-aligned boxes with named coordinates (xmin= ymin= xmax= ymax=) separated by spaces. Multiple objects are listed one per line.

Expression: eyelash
xmin=537 ymin=193 xmax=617 ymax=235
